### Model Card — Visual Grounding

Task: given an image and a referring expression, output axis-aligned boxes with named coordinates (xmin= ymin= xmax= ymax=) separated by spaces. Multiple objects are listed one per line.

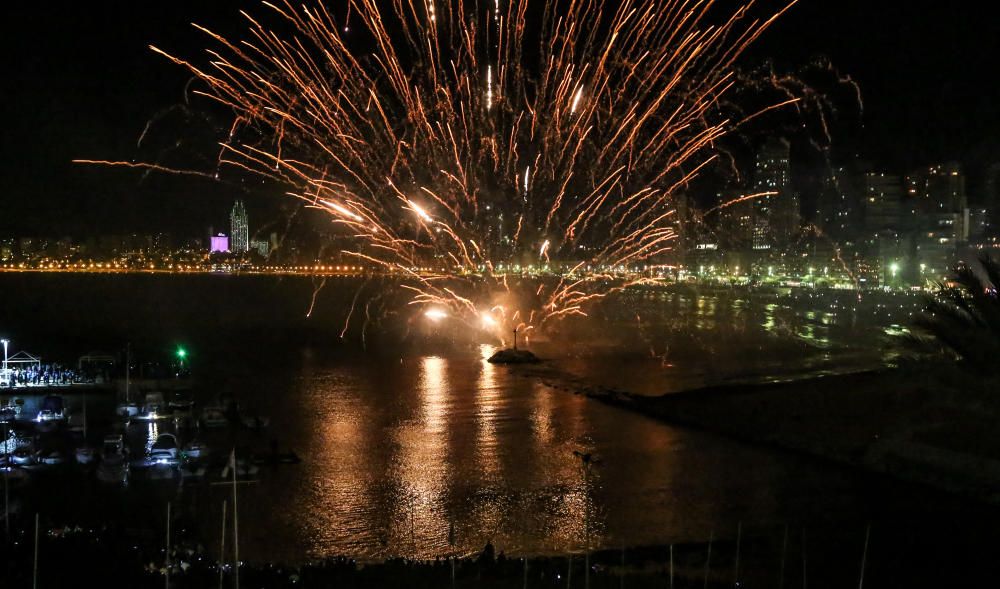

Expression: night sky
xmin=2 ymin=1 xmax=998 ymax=237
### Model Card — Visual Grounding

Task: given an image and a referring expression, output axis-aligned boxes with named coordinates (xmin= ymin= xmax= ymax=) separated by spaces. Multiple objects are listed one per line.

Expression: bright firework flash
xmin=101 ymin=0 xmax=808 ymax=341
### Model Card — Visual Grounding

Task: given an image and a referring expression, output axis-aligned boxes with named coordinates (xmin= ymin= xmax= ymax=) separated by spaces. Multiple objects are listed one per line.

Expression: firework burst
xmin=145 ymin=0 xmax=797 ymax=340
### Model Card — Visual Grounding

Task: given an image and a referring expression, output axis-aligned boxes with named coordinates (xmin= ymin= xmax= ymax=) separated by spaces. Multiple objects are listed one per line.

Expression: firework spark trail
xmin=703 ymin=191 xmax=778 ymax=216
xmin=120 ymin=0 xmax=799 ymax=336
xmin=305 ymin=276 xmax=328 ymax=318
xmin=71 ymin=160 xmax=217 ymax=179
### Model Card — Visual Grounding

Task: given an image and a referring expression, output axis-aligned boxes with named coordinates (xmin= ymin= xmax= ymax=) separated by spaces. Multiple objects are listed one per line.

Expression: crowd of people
xmin=1 ymin=363 xmax=99 ymax=388
xmin=4 ymin=522 xmax=661 ymax=589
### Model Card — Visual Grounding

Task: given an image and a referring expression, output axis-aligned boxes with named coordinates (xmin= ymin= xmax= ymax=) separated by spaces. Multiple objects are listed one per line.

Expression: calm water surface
xmin=0 ymin=274 xmax=946 ymax=563
xmin=195 ymin=344 xmax=925 ymax=563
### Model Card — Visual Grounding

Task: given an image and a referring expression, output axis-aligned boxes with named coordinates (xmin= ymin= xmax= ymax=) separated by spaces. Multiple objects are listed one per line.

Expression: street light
xmin=1 ymin=339 xmax=8 ymax=373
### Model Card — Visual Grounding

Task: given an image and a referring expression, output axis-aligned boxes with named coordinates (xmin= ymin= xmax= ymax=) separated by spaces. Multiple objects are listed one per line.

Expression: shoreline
xmin=546 ymin=364 xmax=1000 ymax=505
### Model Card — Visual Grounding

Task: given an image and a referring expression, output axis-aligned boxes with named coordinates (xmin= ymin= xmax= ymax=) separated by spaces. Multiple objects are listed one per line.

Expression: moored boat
xmin=75 ymin=446 xmax=97 ymax=465
xmin=36 ymin=395 xmax=67 ymax=425
xmin=37 ymin=448 xmax=66 ymax=466
xmin=200 ymin=407 xmax=228 ymax=428
xmin=116 ymin=403 xmax=140 ymax=418
xmin=139 ymin=392 xmax=167 ymax=420
xmin=182 ymin=439 xmax=209 ymax=460
xmin=149 ymin=433 xmax=179 ymax=463
xmin=11 ymin=445 xmax=35 ymax=466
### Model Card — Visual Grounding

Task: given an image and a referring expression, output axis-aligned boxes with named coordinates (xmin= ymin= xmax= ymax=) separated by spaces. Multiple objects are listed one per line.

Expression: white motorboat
xmin=150 ymin=433 xmax=179 ymax=463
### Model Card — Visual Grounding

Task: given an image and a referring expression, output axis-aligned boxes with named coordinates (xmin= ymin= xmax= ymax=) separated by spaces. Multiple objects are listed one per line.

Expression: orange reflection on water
xmin=312 ymin=382 xmax=372 ymax=556
xmin=476 ymin=345 xmax=501 ymax=479
xmin=390 ymin=356 xmax=451 ymax=554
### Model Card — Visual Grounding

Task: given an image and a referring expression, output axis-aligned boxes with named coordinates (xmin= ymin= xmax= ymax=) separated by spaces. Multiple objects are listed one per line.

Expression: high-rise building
xmin=752 ymin=137 xmax=796 ymax=250
xmin=908 ymin=163 xmax=967 ymax=216
xmin=250 ymin=239 xmax=270 ymax=257
xmin=718 ymin=188 xmax=754 ymax=250
xmin=816 ymin=165 xmax=864 ymax=242
xmin=984 ymin=162 xmax=1000 ymax=232
xmin=917 ymin=213 xmax=963 ymax=280
xmin=230 ymin=200 xmax=250 ymax=253
xmin=863 ymin=173 xmax=903 ymax=235
xmin=908 ymin=164 xmax=970 ymax=276
xmin=968 ymin=208 xmax=989 ymax=243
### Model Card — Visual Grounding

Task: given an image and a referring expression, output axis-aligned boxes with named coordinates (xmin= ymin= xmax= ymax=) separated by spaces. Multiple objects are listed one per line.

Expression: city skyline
xmin=4 ymin=143 xmax=998 ymax=289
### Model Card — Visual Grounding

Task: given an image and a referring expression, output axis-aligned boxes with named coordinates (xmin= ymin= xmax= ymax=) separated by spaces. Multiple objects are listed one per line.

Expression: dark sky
xmin=2 ymin=1 xmax=998 ymax=237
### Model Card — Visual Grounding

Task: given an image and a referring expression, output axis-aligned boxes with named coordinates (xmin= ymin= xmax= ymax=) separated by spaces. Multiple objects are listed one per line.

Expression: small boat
xmin=182 ymin=440 xmax=209 ymax=460
xmin=75 ymin=446 xmax=98 ymax=465
xmin=116 ymin=403 xmax=140 ymax=418
xmin=102 ymin=434 xmax=125 ymax=457
xmin=11 ymin=446 xmax=35 ymax=466
xmin=169 ymin=394 xmax=194 ymax=410
xmin=170 ymin=394 xmax=195 ymax=422
xmin=140 ymin=392 xmax=167 ymax=420
xmin=150 ymin=433 xmax=179 ymax=463
xmin=200 ymin=407 xmax=228 ymax=428
xmin=37 ymin=448 xmax=66 ymax=466
xmin=36 ymin=395 xmax=67 ymax=423
xmin=97 ymin=435 xmax=129 ymax=485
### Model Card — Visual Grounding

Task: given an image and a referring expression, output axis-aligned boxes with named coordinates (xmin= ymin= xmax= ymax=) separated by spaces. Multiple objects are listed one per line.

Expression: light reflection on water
xmin=216 ymin=345 xmax=907 ymax=563
xmin=0 ymin=275 xmax=938 ymax=563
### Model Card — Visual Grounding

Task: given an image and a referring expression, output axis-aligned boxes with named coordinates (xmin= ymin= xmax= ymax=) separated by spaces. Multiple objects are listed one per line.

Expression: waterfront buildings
xmin=230 ymin=200 xmax=250 ymax=254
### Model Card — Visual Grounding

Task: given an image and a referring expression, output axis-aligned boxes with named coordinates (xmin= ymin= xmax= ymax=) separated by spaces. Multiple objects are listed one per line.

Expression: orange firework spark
xmin=71 ymin=160 xmax=217 ymax=179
